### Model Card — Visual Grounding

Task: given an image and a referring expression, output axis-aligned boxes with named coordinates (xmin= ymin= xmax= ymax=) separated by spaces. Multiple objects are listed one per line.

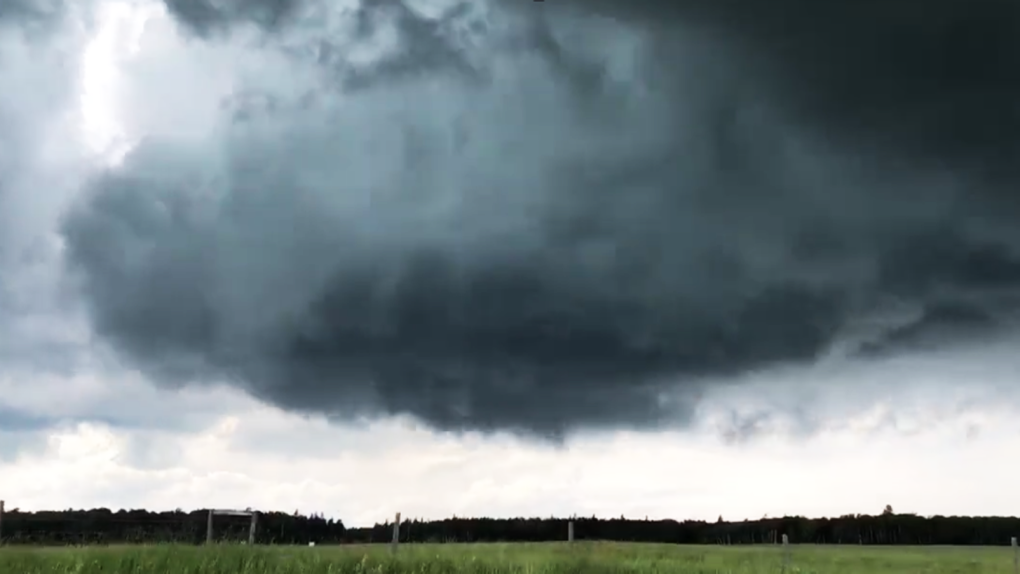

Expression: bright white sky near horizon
xmin=1 ymin=0 xmax=1020 ymax=529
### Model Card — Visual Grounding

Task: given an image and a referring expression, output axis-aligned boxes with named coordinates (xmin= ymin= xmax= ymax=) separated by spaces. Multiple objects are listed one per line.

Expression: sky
xmin=1 ymin=0 xmax=1020 ymax=527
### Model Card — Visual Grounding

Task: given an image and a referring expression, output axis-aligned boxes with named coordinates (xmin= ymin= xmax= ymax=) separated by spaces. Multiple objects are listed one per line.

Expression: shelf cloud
xmin=16 ymin=0 xmax=1016 ymax=439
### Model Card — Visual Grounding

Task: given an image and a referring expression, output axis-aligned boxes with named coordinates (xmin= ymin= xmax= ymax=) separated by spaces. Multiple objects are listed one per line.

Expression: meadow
xmin=0 ymin=541 xmax=1015 ymax=573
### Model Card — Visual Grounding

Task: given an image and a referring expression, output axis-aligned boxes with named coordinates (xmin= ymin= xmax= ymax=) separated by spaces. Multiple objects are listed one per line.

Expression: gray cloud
xmin=0 ymin=0 xmax=64 ymax=26
xmin=161 ymin=0 xmax=300 ymax=36
xmin=0 ymin=404 xmax=56 ymax=432
xmin=0 ymin=5 xmax=84 ymax=377
xmin=45 ymin=0 xmax=1020 ymax=439
xmin=0 ymin=430 xmax=46 ymax=462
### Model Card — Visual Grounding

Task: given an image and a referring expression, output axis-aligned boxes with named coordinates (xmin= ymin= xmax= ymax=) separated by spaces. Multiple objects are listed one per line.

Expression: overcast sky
xmin=2 ymin=0 xmax=1020 ymax=527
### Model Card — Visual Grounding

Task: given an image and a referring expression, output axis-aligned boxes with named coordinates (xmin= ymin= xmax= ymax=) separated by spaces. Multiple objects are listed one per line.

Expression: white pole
xmin=1011 ymin=536 xmax=1017 ymax=574
xmin=206 ymin=509 xmax=214 ymax=544
xmin=248 ymin=512 xmax=258 ymax=546
xmin=567 ymin=520 xmax=574 ymax=543
xmin=391 ymin=512 xmax=401 ymax=554
xmin=781 ymin=534 xmax=790 ymax=572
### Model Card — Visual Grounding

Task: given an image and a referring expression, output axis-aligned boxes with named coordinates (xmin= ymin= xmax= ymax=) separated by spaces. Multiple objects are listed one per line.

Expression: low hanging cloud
xmin=38 ymin=0 xmax=1020 ymax=439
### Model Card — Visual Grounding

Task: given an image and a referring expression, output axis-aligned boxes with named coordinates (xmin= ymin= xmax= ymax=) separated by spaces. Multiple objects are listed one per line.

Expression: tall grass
xmin=0 ymin=542 xmax=1013 ymax=573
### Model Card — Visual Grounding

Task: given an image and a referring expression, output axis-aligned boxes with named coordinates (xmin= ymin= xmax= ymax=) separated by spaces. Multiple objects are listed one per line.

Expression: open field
xmin=0 ymin=542 xmax=1015 ymax=573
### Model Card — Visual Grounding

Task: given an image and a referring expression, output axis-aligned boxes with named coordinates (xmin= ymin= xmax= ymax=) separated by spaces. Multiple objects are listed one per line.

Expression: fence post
xmin=781 ymin=534 xmax=790 ymax=573
xmin=391 ymin=512 xmax=401 ymax=554
xmin=206 ymin=509 xmax=214 ymax=544
xmin=1011 ymin=536 xmax=1017 ymax=574
xmin=248 ymin=512 xmax=258 ymax=546
xmin=567 ymin=520 xmax=574 ymax=544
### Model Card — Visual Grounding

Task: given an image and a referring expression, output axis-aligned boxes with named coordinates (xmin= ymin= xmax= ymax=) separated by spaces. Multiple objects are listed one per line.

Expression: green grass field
xmin=0 ymin=542 xmax=1015 ymax=573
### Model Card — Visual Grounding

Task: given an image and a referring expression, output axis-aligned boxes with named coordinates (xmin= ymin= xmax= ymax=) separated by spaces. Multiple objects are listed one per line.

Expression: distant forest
xmin=0 ymin=506 xmax=1017 ymax=546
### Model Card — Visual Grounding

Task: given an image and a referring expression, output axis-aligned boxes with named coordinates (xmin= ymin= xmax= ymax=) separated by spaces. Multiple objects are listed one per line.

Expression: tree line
xmin=0 ymin=508 xmax=344 ymax=545
xmin=0 ymin=506 xmax=1017 ymax=546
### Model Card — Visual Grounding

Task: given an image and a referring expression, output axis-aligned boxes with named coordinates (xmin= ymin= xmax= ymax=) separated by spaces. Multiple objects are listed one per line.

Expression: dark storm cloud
xmin=59 ymin=0 xmax=1020 ymax=439
xmin=544 ymin=0 xmax=1020 ymax=178
xmin=298 ymin=0 xmax=491 ymax=96
xmin=165 ymin=0 xmax=486 ymax=92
